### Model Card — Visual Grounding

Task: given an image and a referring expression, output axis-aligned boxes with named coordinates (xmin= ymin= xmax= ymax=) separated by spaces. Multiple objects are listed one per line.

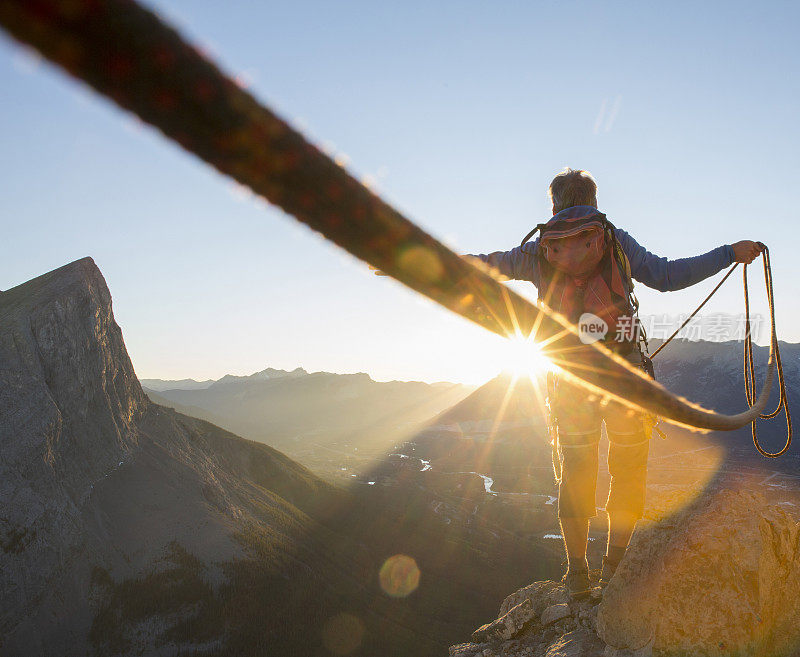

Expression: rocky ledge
xmin=450 ymin=488 xmax=800 ymax=657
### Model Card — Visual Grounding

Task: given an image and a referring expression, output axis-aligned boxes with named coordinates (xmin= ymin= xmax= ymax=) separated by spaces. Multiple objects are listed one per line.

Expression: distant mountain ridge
xmin=212 ymin=366 xmax=308 ymax=387
xmin=143 ymin=365 xmax=472 ymax=463
xmin=141 ymin=367 xmax=309 ymax=391
xmin=143 ymin=367 xmax=462 ymax=392
xmin=138 ymin=377 xmax=215 ymax=391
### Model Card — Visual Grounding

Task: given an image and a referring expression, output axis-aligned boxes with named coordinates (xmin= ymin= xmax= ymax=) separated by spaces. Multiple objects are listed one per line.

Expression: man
xmin=469 ymin=168 xmax=762 ymax=598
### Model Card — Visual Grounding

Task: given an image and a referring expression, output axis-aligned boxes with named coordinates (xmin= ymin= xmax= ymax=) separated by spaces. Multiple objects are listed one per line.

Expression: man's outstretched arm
xmin=370 ymin=243 xmax=538 ymax=281
xmin=466 ymin=243 xmax=539 ymax=283
xmin=616 ymin=230 xmax=762 ymax=292
xmin=370 ymin=243 xmax=539 ymax=282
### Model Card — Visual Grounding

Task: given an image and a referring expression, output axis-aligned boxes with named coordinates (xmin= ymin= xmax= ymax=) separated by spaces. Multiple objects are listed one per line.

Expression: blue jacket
xmin=470 ymin=206 xmax=735 ymax=293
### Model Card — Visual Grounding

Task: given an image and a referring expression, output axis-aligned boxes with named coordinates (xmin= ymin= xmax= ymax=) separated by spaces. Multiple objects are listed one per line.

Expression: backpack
xmin=520 ymin=207 xmax=639 ymax=349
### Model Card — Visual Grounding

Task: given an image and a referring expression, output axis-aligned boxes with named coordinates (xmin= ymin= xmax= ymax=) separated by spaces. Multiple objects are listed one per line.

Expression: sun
xmin=504 ymin=334 xmax=552 ymax=379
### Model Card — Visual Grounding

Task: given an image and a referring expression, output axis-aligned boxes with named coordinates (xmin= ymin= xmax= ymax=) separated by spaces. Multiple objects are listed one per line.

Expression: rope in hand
xmin=743 ymin=246 xmax=792 ymax=457
xmin=650 ymin=264 xmax=740 ymax=359
xmin=650 ymin=244 xmax=791 ymax=457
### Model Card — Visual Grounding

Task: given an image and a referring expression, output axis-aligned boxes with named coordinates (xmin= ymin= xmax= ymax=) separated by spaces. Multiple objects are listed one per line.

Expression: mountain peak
xmin=2 ymin=256 xmax=103 ymax=309
xmin=0 ymin=256 xmax=147 ymax=494
xmin=252 ymin=366 xmax=308 ymax=379
xmin=212 ymin=366 xmax=309 ymax=387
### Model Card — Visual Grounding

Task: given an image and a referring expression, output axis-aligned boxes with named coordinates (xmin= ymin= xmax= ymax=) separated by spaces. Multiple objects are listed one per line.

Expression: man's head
xmin=548 ymin=168 xmax=597 ymax=215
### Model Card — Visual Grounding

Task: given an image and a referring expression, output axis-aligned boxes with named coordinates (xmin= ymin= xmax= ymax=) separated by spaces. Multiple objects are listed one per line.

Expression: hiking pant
xmin=553 ymin=376 xmax=650 ymax=520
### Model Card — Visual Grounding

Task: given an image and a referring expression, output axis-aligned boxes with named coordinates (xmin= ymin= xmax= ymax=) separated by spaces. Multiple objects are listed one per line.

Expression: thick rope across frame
xmin=0 ymin=0 xmax=778 ymax=433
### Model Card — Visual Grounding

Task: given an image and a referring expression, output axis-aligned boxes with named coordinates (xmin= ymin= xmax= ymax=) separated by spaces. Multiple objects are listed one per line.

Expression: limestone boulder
xmin=471 ymin=598 xmax=536 ymax=643
xmin=597 ymin=488 xmax=800 ymax=656
xmin=452 ymin=580 xmax=604 ymax=657
xmin=541 ymin=604 xmax=571 ymax=627
xmin=499 ymin=579 xmax=570 ymax=617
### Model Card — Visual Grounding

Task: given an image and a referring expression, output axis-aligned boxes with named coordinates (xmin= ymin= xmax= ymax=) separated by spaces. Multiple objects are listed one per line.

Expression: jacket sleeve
xmin=467 ymin=241 xmax=539 ymax=284
xmin=616 ymin=229 xmax=735 ymax=292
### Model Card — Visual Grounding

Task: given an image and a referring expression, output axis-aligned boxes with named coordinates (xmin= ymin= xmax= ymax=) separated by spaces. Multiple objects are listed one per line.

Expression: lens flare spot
xmin=379 ymin=554 xmax=420 ymax=598
xmin=321 ymin=613 xmax=365 ymax=655
xmin=458 ymin=293 xmax=475 ymax=308
xmin=398 ymin=246 xmax=444 ymax=282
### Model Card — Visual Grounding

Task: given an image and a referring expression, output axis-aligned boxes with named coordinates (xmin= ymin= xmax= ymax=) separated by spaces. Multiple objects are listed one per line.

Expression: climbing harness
xmin=648 ymin=245 xmax=791 ymax=458
xmin=0 ymin=0 xmax=782 ymax=436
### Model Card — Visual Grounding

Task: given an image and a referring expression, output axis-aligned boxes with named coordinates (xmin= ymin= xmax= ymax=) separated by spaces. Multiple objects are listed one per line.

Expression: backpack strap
xmin=606 ymin=222 xmax=634 ymax=293
xmin=604 ymin=220 xmax=649 ymax=352
xmin=519 ymin=224 xmax=548 ymax=248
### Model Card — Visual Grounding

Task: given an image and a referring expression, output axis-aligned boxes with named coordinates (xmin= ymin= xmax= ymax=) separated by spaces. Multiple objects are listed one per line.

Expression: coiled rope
xmin=743 ymin=248 xmax=792 ymax=457
xmin=650 ymin=246 xmax=791 ymax=457
xmin=0 ymin=0 xmax=783 ymax=437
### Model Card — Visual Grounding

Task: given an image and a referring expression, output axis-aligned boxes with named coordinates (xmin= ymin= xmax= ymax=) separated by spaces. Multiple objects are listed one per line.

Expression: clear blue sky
xmin=1 ymin=0 xmax=798 ymax=384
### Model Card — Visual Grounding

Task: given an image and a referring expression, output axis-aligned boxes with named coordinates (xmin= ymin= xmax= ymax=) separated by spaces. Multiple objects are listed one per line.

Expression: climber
xmin=469 ymin=168 xmax=763 ymax=599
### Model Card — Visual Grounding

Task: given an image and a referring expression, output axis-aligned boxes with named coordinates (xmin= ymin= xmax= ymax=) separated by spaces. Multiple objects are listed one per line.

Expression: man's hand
xmin=731 ymin=240 xmax=763 ymax=264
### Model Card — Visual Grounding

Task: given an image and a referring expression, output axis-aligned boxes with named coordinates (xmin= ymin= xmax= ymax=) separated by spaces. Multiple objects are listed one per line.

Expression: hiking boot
xmin=562 ymin=567 xmax=592 ymax=600
xmin=599 ymin=555 xmax=620 ymax=588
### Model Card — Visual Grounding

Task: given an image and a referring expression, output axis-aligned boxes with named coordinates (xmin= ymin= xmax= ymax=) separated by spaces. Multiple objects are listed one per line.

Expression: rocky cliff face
xmin=0 ymin=258 xmax=333 ymax=656
xmin=1 ymin=257 xmax=146 ymax=494
xmin=449 ymin=488 xmax=800 ymax=657
xmin=0 ymin=258 xmax=149 ymax=652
